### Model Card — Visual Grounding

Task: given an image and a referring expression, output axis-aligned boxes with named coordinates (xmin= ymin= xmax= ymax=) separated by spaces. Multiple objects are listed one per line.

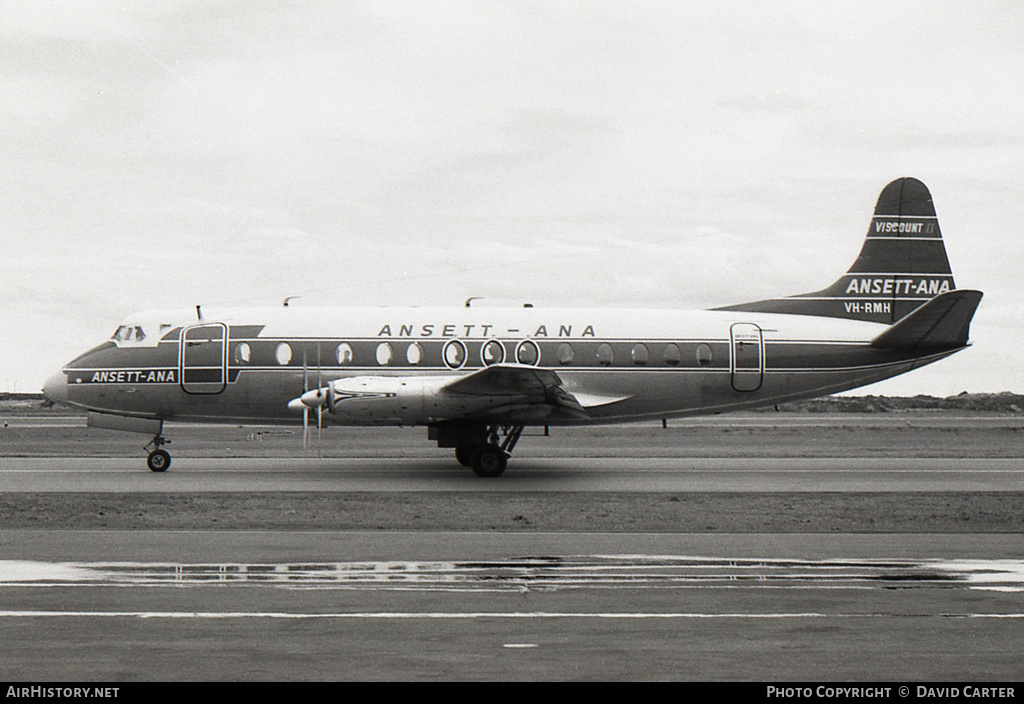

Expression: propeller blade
xmin=302 ymin=350 xmax=309 ymax=449
xmin=316 ymin=345 xmax=323 ymax=457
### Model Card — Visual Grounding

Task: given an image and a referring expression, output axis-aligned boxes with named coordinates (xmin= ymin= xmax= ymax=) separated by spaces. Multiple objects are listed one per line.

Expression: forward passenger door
xmin=180 ymin=323 xmax=228 ymax=394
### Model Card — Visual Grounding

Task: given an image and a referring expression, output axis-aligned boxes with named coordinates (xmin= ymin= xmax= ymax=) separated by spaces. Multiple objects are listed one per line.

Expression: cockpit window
xmin=110 ymin=322 xmax=160 ymax=347
xmin=112 ymin=326 xmax=146 ymax=342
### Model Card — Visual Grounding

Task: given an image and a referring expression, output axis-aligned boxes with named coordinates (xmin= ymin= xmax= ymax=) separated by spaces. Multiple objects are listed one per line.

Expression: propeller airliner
xmin=43 ymin=177 xmax=982 ymax=477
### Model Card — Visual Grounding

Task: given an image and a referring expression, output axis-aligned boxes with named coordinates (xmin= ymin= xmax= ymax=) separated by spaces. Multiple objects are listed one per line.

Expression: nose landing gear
xmin=85 ymin=412 xmax=172 ymax=473
xmin=144 ymin=432 xmax=171 ymax=473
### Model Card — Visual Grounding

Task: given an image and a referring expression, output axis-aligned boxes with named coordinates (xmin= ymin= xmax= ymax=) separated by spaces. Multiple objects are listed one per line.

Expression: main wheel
xmin=147 ymin=449 xmax=171 ymax=473
xmin=470 ymin=445 xmax=507 ymax=478
xmin=455 ymin=446 xmax=472 ymax=467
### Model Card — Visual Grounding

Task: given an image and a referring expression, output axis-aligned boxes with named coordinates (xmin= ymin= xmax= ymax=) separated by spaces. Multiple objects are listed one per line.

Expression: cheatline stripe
xmin=63 ymin=358 xmax=955 ymax=378
xmin=787 ymin=296 xmax=933 ymax=301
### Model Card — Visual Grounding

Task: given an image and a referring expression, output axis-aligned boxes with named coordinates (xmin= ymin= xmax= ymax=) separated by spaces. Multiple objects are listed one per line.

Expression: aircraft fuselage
xmin=54 ymin=305 xmax=960 ymax=426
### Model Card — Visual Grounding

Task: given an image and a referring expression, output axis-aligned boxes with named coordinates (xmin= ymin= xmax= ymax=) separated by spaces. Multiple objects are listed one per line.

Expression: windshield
xmin=111 ymin=326 xmax=147 ymax=343
xmin=108 ymin=317 xmax=174 ymax=348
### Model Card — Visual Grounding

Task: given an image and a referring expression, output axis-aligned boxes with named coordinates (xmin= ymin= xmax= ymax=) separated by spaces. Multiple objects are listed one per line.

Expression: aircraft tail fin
xmin=716 ymin=177 xmax=958 ymax=323
xmin=869 ymin=289 xmax=982 ymax=350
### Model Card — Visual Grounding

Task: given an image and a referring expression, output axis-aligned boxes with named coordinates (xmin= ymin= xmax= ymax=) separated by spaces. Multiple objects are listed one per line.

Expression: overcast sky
xmin=3 ymin=1 xmax=1022 ymax=396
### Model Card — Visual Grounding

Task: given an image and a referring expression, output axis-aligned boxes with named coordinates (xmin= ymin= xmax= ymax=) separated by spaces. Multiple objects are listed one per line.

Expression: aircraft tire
xmin=147 ymin=450 xmax=171 ymax=473
xmin=455 ymin=446 xmax=472 ymax=467
xmin=470 ymin=445 xmax=507 ymax=478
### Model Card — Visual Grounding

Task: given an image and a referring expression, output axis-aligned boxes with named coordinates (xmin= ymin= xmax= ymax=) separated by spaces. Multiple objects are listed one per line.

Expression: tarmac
xmin=1 ymin=414 xmax=1022 ymax=680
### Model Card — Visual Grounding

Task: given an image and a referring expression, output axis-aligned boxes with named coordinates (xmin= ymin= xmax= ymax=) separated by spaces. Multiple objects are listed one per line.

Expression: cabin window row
xmin=232 ymin=340 xmax=715 ymax=369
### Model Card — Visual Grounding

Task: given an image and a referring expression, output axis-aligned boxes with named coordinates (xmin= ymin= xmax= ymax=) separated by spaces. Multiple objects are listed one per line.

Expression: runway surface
xmin=2 ymin=455 xmax=1023 ymax=493
xmin=5 ymin=414 xmax=1022 ymax=429
xmin=1 ymin=531 xmax=1023 ymax=681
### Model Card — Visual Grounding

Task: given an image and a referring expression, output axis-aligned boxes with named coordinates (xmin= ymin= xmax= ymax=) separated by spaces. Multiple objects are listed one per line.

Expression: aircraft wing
xmin=290 ymin=364 xmax=632 ymax=425
xmin=438 ymin=364 xmax=631 ymax=421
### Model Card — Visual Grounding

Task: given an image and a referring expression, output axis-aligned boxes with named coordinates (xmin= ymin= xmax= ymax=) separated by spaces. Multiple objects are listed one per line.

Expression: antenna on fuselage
xmin=196 ymin=305 xmax=203 ymax=321
xmin=465 ymin=297 xmax=482 ymax=308
xmin=283 ymin=296 xmax=301 ymax=307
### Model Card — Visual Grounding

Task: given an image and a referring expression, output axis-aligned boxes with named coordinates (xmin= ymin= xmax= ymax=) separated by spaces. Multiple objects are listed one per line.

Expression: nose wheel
xmin=144 ymin=432 xmax=171 ymax=472
xmin=146 ymin=449 xmax=171 ymax=472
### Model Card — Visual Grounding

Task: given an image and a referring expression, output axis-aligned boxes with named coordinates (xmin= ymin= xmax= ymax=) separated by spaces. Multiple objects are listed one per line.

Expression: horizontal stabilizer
xmin=870 ymin=290 xmax=982 ymax=350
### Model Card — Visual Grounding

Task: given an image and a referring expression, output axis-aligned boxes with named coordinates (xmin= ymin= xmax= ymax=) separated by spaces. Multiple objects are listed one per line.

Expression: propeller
xmin=302 ymin=351 xmax=309 ymax=449
xmin=316 ymin=345 xmax=323 ymax=455
xmin=303 ymin=347 xmax=327 ymax=456
xmin=288 ymin=346 xmax=335 ymax=459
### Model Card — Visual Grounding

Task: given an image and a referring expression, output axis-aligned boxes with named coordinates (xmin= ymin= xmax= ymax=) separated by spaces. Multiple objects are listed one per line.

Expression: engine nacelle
xmin=292 ymin=375 xmax=551 ymax=426
xmin=325 ymin=376 xmax=429 ymax=425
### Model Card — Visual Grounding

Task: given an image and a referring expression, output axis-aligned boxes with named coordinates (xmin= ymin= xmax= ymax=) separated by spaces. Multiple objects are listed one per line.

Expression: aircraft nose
xmin=42 ymin=371 xmax=68 ymax=405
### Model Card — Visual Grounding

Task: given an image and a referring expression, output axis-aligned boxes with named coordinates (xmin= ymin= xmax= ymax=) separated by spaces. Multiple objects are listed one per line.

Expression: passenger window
xmin=336 ymin=343 xmax=354 ymax=365
xmin=515 ymin=340 xmax=540 ymax=366
xmin=275 ymin=343 xmax=292 ymax=366
xmin=481 ymin=340 xmax=505 ymax=366
xmin=406 ymin=342 xmax=423 ymax=365
xmin=631 ymin=343 xmax=649 ymax=366
xmin=596 ymin=343 xmax=614 ymax=367
xmin=663 ymin=343 xmax=681 ymax=366
xmin=696 ymin=343 xmax=714 ymax=367
xmin=376 ymin=342 xmax=393 ymax=365
xmin=443 ymin=340 xmax=467 ymax=369
xmin=557 ymin=343 xmax=574 ymax=365
xmin=233 ymin=342 xmax=251 ymax=364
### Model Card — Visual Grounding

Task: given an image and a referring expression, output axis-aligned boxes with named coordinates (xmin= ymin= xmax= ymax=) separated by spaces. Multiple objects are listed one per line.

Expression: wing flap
xmin=438 ymin=364 xmax=631 ymax=420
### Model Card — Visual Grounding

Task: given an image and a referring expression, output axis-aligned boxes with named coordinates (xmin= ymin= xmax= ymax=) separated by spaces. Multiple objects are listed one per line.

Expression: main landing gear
xmin=144 ymin=432 xmax=171 ymax=473
xmin=443 ymin=424 xmax=525 ymax=478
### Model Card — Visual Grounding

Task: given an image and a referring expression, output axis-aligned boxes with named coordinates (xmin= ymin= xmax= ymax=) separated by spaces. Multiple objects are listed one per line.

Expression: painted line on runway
xmin=1 ymin=556 xmax=1021 ymax=592
xmin=3 ymin=465 xmax=1024 ymax=473
xmin=0 ymin=610 xmax=1021 ymax=620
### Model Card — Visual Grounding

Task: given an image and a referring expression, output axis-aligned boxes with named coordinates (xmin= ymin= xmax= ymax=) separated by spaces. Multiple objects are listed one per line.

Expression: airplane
xmin=42 ymin=177 xmax=982 ymax=477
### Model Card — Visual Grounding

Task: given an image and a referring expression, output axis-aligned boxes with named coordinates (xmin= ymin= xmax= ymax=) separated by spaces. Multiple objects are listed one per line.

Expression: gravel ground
xmin=2 ymin=491 xmax=1021 ymax=532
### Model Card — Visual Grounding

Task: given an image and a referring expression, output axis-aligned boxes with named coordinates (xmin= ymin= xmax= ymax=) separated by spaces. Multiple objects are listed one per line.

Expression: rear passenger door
xmin=729 ymin=323 xmax=763 ymax=392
